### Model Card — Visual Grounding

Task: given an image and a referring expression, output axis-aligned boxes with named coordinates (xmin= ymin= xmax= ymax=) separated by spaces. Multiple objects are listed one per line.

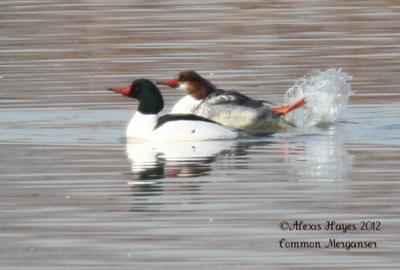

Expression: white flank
xmin=151 ymin=120 xmax=238 ymax=141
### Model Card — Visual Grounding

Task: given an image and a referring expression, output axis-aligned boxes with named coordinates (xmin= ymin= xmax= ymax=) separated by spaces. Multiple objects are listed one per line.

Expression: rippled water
xmin=1 ymin=1 xmax=400 ymax=269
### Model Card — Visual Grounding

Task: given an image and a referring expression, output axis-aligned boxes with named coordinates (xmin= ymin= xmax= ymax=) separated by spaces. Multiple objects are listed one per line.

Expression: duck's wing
xmin=204 ymin=90 xmax=265 ymax=107
xmin=260 ymin=100 xmax=277 ymax=106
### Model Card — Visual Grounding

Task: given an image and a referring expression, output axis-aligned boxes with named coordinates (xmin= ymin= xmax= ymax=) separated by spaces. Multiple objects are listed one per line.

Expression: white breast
xmin=171 ymin=95 xmax=202 ymax=114
xmin=126 ymin=111 xmax=158 ymax=139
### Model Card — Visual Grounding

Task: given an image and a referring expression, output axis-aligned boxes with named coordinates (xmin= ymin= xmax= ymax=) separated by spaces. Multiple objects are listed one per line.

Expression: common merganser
xmin=109 ymin=79 xmax=241 ymax=141
xmin=157 ymin=70 xmax=305 ymax=133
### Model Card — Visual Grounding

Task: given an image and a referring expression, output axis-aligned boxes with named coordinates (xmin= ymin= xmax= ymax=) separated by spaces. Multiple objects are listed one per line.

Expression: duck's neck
xmin=184 ymin=79 xmax=216 ymax=100
xmin=126 ymin=111 xmax=158 ymax=139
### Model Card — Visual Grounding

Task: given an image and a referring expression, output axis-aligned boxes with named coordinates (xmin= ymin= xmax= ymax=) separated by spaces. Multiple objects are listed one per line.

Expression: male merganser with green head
xmin=157 ymin=70 xmax=305 ymax=133
xmin=109 ymin=79 xmax=240 ymax=141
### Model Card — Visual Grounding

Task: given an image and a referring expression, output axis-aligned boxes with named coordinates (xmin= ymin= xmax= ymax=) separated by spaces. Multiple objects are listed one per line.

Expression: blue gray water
xmin=1 ymin=1 xmax=400 ymax=269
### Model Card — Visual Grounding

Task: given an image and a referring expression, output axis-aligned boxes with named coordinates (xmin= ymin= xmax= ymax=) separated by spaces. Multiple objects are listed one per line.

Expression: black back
xmin=154 ymin=114 xmax=220 ymax=130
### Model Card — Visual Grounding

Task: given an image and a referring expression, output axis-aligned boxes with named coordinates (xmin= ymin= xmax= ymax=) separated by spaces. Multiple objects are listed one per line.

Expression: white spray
xmin=283 ymin=69 xmax=352 ymax=127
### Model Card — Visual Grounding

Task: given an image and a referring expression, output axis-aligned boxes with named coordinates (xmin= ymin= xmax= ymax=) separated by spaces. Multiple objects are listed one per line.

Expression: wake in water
xmin=283 ymin=69 xmax=352 ymax=127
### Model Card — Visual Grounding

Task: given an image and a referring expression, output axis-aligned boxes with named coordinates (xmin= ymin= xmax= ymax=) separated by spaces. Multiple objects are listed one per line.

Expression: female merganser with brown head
xmin=157 ymin=70 xmax=305 ymax=134
xmin=109 ymin=78 xmax=240 ymax=141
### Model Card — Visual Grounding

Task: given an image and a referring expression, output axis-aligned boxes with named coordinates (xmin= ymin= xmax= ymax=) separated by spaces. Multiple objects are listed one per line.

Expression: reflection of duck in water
xmin=157 ymin=70 xmax=306 ymax=133
xmin=124 ymin=140 xmax=241 ymax=212
xmin=126 ymin=140 xmax=237 ymax=180
xmin=281 ymin=127 xmax=353 ymax=181
xmin=109 ymin=79 xmax=242 ymax=141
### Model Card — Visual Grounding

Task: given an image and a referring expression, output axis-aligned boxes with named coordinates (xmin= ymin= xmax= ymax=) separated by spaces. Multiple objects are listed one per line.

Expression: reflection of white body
xmin=126 ymin=140 xmax=236 ymax=175
xmin=126 ymin=141 xmax=159 ymax=174
xmin=283 ymin=128 xmax=353 ymax=181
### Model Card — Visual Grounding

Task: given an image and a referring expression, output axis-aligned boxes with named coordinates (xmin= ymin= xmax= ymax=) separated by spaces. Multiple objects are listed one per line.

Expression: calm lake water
xmin=1 ymin=1 xmax=400 ymax=269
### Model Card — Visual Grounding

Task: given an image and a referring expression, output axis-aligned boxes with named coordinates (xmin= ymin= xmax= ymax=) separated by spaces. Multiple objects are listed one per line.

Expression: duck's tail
xmin=271 ymin=97 xmax=306 ymax=116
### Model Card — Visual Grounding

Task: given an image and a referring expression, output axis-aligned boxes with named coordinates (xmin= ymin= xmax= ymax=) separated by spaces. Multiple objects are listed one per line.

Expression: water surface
xmin=1 ymin=1 xmax=400 ymax=269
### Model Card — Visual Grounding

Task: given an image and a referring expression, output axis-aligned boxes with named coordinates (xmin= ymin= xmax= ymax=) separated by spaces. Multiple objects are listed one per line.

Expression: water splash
xmin=283 ymin=69 xmax=352 ymax=127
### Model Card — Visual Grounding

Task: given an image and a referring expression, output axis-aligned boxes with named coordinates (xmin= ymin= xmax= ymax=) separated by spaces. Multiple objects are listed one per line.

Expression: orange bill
xmin=109 ymin=86 xmax=132 ymax=95
xmin=156 ymin=79 xmax=179 ymax=88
